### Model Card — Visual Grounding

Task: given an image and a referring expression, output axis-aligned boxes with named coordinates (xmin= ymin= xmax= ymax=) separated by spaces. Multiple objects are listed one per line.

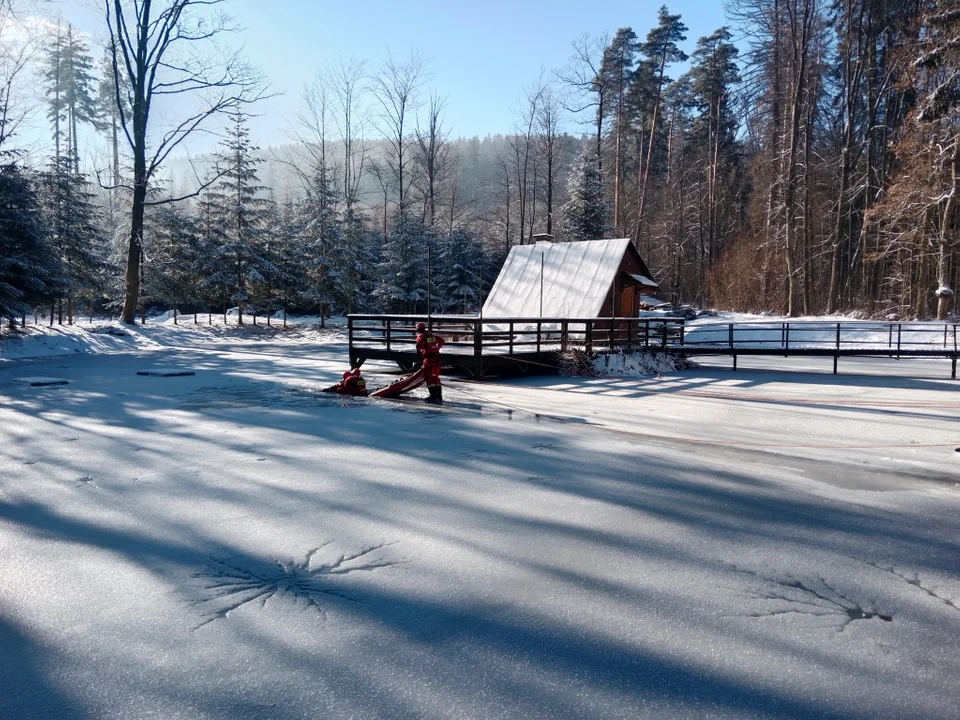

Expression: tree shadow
xmin=1 ymin=346 xmax=958 ymax=718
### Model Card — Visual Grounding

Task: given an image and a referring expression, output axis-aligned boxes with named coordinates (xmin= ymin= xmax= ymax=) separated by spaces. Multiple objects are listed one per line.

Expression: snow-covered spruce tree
xmin=295 ymin=161 xmax=341 ymax=315
xmin=561 ymin=148 xmax=610 ymax=241
xmin=374 ymin=211 xmax=433 ymax=313
xmin=141 ymin=201 xmax=204 ymax=321
xmin=437 ymin=226 xmax=485 ymax=312
xmin=267 ymin=199 xmax=309 ymax=320
xmin=35 ymin=153 xmax=107 ymax=323
xmin=202 ymin=110 xmax=277 ymax=324
xmin=249 ymin=195 xmax=287 ymax=322
xmin=0 ymin=161 xmax=64 ymax=326
xmin=333 ymin=206 xmax=377 ymax=314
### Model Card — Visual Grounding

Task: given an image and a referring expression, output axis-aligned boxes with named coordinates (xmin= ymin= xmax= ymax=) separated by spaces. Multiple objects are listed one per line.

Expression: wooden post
xmin=509 ymin=321 xmax=514 ymax=355
xmin=953 ymin=324 xmax=957 ymax=379
xmin=348 ymin=316 xmax=354 ymax=367
xmin=834 ymin=323 xmax=841 ymax=374
xmin=585 ymin=321 xmax=593 ymax=354
xmin=386 ymin=319 xmax=392 ymax=351
xmin=473 ymin=318 xmax=482 ymax=358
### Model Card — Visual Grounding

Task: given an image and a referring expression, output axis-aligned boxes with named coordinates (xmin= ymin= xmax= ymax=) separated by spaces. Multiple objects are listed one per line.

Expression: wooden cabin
xmin=481 ymin=237 xmax=660 ymax=319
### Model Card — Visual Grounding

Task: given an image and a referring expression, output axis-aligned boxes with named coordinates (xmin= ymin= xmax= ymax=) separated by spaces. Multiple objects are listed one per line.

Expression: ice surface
xmin=1 ymin=319 xmax=959 ymax=719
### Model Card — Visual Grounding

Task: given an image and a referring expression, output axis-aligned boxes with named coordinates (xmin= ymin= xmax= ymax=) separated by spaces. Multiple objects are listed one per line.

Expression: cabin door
xmin=621 ymin=284 xmax=636 ymax=317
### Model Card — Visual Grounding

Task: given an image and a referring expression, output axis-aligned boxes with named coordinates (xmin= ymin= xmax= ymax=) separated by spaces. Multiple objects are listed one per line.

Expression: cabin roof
xmin=481 ymin=238 xmax=656 ymax=319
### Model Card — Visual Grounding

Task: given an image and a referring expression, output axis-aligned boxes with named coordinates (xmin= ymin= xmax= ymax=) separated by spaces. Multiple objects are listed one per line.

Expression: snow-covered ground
xmin=1 ymin=318 xmax=959 ymax=719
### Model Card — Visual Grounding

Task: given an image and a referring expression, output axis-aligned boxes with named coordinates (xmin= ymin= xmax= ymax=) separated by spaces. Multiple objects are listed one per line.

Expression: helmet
xmin=342 ymin=371 xmax=353 ymax=380
xmin=416 ymin=322 xmax=427 ymax=332
xmin=351 ymin=367 xmax=362 ymax=377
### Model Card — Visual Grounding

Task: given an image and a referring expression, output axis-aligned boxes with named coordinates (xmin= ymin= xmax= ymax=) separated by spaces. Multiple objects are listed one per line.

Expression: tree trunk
xmin=937 ymin=137 xmax=960 ymax=320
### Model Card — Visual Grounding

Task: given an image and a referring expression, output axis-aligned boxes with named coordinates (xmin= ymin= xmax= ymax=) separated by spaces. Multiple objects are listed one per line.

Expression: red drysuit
xmin=416 ymin=329 xmax=445 ymax=386
xmin=326 ymin=369 xmax=368 ymax=396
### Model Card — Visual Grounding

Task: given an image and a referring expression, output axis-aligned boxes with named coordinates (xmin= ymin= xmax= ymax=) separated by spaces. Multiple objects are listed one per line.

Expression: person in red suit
xmin=415 ymin=321 xmax=445 ymax=403
xmin=322 ymin=368 xmax=368 ymax=396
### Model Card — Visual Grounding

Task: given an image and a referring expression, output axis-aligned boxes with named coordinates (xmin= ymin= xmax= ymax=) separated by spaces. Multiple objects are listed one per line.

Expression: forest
xmin=0 ymin=0 xmax=958 ymax=327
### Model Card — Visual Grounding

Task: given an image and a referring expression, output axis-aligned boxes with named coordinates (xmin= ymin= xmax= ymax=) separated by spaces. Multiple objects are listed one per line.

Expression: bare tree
xmin=556 ymin=33 xmax=609 ymax=174
xmin=104 ymin=0 xmax=266 ymax=324
xmin=414 ymin=92 xmax=452 ymax=228
xmin=0 ymin=0 xmax=42 ymax=153
xmin=331 ymin=56 xmax=367 ymax=212
xmin=506 ymin=80 xmax=543 ymax=244
xmin=368 ymin=49 xmax=429 ymax=217
xmin=535 ymin=83 xmax=565 ymax=236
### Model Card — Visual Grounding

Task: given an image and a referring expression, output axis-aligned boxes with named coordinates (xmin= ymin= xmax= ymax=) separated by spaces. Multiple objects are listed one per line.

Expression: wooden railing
xmin=347 ymin=315 xmax=959 ymax=378
xmin=681 ymin=320 xmax=959 ymax=355
xmin=348 ymin=314 xmax=686 ymax=361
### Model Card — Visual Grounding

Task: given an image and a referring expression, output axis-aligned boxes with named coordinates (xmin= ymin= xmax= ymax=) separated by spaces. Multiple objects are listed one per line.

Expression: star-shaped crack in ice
xmin=737 ymin=568 xmax=892 ymax=631
xmin=192 ymin=543 xmax=401 ymax=629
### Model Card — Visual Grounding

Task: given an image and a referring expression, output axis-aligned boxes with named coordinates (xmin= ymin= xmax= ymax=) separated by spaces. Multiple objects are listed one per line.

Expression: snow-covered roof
xmin=482 ymin=238 xmax=643 ymax=318
xmin=627 ymin=272 xmax=658 ymax=287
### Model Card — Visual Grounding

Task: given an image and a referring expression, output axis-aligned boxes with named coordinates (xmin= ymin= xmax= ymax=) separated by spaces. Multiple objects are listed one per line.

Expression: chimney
xmin=532 ymin=233 xmax=555 ymax=244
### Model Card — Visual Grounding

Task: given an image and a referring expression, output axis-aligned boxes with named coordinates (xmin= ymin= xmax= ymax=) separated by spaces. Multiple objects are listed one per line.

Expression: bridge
xmin=347 ymin=315 xmax=960 ymax=379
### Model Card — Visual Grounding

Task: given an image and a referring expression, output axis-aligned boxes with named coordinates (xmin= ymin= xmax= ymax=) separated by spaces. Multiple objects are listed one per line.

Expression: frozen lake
xmin=1 ymin=329 xmax=958 ymax=719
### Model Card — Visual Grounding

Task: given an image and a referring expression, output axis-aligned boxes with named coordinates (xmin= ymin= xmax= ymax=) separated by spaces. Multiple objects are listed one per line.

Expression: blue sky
xmin=56 ymin=1 xmax=730 ymax=149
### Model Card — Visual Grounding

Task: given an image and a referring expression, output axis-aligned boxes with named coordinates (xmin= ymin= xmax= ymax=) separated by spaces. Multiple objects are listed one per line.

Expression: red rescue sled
xmin=370 ymin=368 xmax=426 ymax=398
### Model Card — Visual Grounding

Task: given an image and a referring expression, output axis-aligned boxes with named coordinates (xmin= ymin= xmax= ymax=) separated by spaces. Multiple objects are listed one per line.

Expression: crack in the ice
xmin=736 ymin=567 xmax=892 ymax=631
xmin=865 ymin=561 xmax=960 ymax=612
xmin=192 ymin=543 xmax=401 ymax=629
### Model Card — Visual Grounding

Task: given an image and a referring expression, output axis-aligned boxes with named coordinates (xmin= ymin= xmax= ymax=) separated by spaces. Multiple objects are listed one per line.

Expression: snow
xmin=1 ymin=317 xmax=959 ymax=719
xmin=592 ymin=350 xmax=695 ymax=377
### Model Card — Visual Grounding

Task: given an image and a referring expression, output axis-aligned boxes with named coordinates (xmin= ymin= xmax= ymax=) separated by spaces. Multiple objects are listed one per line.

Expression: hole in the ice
xmin=846 ymin=608 xmax=892 ymax=622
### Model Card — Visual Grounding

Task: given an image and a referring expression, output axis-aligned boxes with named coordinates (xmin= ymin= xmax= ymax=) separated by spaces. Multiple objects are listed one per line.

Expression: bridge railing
xmin=347 ymin=314 xmax=687 ymax=359
xmin=681 ymin=320 xmax=959 ymax=355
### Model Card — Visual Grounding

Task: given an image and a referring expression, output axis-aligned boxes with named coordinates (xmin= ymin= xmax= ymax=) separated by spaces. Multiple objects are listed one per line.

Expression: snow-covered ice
xmin=1 ymin=318 xmax=959 ymax=719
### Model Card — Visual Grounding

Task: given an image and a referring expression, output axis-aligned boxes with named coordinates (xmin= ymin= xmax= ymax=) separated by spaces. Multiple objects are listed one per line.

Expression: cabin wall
xmin=599 ymin=253 xmax=657 ymax=317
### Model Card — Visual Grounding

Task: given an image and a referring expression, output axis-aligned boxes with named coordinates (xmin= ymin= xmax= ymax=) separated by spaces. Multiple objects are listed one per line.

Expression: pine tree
xmin=686 ymin=28 xmax=743 ymax=297
xmin=0 ymin=162 xmax=63 ymax=324
xmin=635 ymin=6 xmax=688 ymax=240
xmin=142 ymin=201 xmax=203 ymax=321
xmin=95 ymin=45 xmax=130 ymax=192
xmin=600 ymin=27 xmax=641 ymax=234
xmin=437 ymin=227 xmax=485 ymax=312
xmin=375 ymin=211 xmax=432 ymax=312
xmin=296 ymin=161 xmax=341 ymax=313
xmin=35 ymin=153 xmax=107 ymax=323
xmin=562 ymin=148 xmax=610 ymax=241
xmin=43 ymin=23 xmax=97 ymax=170
xmin=203 ymin=110 xmax=276 ymax=324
